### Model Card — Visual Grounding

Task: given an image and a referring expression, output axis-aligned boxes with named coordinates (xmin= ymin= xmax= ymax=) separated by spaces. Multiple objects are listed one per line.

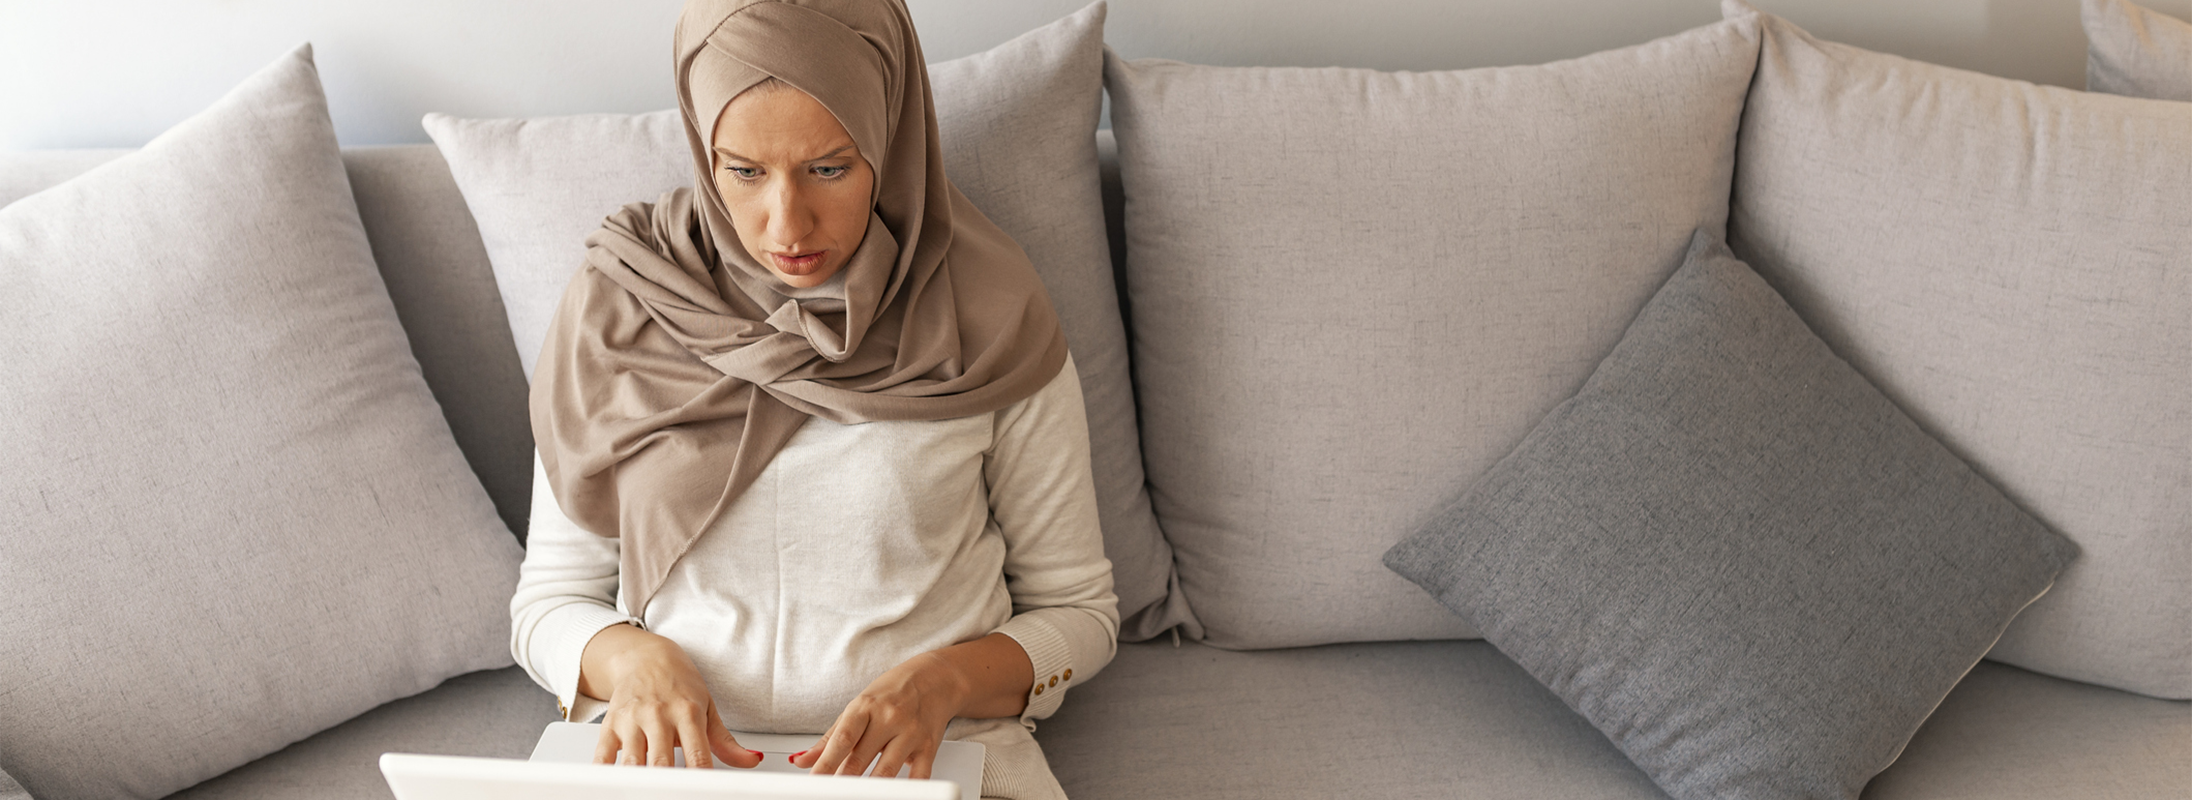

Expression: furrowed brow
xmin=714 ymin=144 xmax=856 ymax=164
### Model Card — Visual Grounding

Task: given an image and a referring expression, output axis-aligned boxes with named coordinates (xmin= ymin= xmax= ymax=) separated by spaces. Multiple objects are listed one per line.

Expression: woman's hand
xmin=793 ymin=633 xmax=1033 ymax=778
xmin=579 ymin=623 xmax=764 ymax=770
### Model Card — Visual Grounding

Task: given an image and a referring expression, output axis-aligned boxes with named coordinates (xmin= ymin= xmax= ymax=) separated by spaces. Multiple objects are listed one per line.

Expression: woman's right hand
xmin=578 ymin=622 xmax=763 ymax=770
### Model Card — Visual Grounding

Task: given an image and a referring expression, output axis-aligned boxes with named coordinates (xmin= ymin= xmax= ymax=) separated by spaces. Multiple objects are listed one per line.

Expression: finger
xmin=592 ymin=721 xmax=623 ymax=766
xmin=836 ymin=733 xmax=886 ymax=778
xmin=909 ymin=746 xmax=936 ymax=781
xmin=868 ymin=736 xmax=918 ymax=780
xmin=675 ymin=711 xmax=713 ymax=770
xmin=709 ymin=706 xmax=763 ymax=769
xmin=615 ymin=718 xmax=646 ymax=766
xmin=790 ymin=735 xmax=826 ymax=770
xmin=643 ymin=710 xmax=678 ymax=767
xmin=808 ymin=714 xmax=868 ymax=776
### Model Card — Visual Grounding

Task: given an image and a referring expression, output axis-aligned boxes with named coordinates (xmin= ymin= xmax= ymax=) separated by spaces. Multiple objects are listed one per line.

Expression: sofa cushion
xmin=1031 ymin=640 xmax=2192 ymax=800
xmin=162 ymin=668 xmax=558 ymax=800
xmin=0 ymin=47 xmax=524 ymax=800
xmin=2082 ymin=0 xmax=2192 ymax=100
xmin=1103 ymin=16 xmax=1761 ymax=650
xmin=1728 ymin=1 xmax=2192 ymax=699
xmin=1384 ymin=231 xmax=2077 ymax=800
xmin=424 ymin=0 xmax=1193 ymax=639
xmin=0 ymin=146 xmax=537 ymax=543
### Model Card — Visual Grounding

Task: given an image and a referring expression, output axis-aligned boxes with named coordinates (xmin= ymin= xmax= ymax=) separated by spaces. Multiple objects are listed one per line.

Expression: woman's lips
xmin=769 ymin=250 xmax=826 ymax=275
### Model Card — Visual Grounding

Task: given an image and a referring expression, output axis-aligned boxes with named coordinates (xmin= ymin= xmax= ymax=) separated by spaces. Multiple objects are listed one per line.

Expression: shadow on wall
xmin=3 ymin=0 xmax=2189 ymax=149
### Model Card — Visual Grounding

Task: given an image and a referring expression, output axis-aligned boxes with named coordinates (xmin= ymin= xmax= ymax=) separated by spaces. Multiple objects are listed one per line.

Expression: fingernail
xmin=748 ymin=750 xmax=763 ymax=759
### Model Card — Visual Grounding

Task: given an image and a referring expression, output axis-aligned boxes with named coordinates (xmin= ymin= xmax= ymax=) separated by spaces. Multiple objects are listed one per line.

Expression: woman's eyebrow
xmin=715 ymin=144 xmax=857 ymax=163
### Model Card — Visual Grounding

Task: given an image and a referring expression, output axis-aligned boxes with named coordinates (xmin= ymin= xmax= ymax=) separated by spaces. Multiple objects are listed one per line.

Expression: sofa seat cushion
xmin=162 ymin=668 xmax=559 ymax=800
xmin=159 ymin=643 xmax=2189 ymax=799
xmin=1033 ymin=640 xmax=2191 ymax=800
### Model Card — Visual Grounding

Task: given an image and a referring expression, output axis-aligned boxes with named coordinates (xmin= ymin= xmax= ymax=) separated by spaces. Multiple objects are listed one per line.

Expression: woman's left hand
xmin=793 ymin=651 xmax=959 ymax=779
xmin=793 ymin=632 xmax=1033 ymax=778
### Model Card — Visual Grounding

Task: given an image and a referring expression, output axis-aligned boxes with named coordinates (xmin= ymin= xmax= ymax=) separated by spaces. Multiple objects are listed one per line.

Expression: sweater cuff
xmin=553 ymin=603 xmax=642 ymax=722
xmin=996 ymin=613 xmax=1075 ymax=725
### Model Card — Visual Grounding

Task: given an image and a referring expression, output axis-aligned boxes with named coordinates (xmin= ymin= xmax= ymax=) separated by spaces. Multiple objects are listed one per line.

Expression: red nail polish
xmin=792 ymin=750 xmax=807 ymax=761
xmin=748 ymin=750 xmax=763 ymax=759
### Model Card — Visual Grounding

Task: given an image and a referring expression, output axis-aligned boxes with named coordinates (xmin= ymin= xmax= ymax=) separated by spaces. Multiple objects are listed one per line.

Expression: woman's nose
xmin=764 ymin=180 xmax=813 ymax=246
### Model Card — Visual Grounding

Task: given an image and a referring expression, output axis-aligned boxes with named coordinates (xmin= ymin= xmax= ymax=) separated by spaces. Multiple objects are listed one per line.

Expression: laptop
xmin=381 ymin=722 xmax=982 ymax=800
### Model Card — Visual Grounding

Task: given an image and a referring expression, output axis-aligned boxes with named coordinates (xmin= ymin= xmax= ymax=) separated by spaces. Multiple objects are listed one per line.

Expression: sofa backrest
xmin=341 ymin=146 xmax=534 ymax=541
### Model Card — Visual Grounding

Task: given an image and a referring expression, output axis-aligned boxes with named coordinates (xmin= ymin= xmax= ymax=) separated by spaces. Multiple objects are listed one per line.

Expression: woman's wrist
xmin=923 ymin=633 xmax=1033 ymax=720
xmin=579 ymin=622 xmax=672 ymax=700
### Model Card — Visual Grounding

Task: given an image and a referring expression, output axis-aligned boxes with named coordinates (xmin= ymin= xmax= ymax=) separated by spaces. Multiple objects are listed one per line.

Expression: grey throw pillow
xmin=1384 ymin=231 xmax=2078 ymax=800
xmin=423 ymin=1 xmax=1192 ymax=640
xmin=0 ymin=46 xmax=523 ymax=800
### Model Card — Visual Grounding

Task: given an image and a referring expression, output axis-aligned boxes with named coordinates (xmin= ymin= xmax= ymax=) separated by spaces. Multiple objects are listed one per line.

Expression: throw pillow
xmin=0 ymin=46 xmax=524 ymax=799
xmin=1105 ymin=15 xmax=1762 ymax=649
xmin=2083 ymin=0 xmax=2192 ymax=100
xmin=1385 ymin=230 xmax=2078 ymax=800
xmin=423 ymin=1 xmax=1192 ymax=640
xmin=1726 ymin=0 xmax=2192 ymax=698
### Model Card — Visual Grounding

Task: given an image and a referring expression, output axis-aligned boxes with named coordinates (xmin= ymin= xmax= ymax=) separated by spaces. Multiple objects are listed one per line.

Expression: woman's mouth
xmin=768 ymin=249 xmax=826 ymax=275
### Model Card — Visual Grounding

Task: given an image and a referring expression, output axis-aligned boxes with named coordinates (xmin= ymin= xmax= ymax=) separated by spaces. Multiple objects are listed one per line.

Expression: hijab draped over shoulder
xmin=530 ymin=0 xmax=1069 ymax=617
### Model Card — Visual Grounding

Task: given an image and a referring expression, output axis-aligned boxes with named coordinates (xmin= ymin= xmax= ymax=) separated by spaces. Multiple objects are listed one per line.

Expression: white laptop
xmin=381 ymin=722 xmax=982 ymax=800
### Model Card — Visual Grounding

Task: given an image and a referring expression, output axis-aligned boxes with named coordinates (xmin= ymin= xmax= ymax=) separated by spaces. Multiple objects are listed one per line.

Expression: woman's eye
xmin=726 ymin=166 xmax=760 ymax=180
xmin=815 ymin=166 xmax=847 ymax=179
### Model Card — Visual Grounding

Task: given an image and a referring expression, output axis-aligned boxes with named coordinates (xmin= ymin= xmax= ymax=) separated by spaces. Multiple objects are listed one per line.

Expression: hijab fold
xmin=530 ymin=0 xmax=1069 ymax=616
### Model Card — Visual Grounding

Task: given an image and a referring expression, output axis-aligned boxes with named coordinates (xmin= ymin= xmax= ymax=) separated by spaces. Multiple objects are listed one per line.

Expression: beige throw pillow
xmin=0 ymin=46 xmax=525 ymax=799
xmin=1106 ymin=17 xmax=1763 ymax=649
xmin=1727 ymin=0 xmax=2192 ymax=699
xmin=423 ymin=1 xmax=1191 ymax=639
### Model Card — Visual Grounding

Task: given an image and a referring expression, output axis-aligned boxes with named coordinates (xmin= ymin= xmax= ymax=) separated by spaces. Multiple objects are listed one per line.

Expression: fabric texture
xmin=0 ymin=146 xmax=538 ymax=544
xmin=427 ymin=1 xmax=1191 ymax=639
xmin=128 ymin=650 xmax=2192 ymax=800
xmin=2083 ymin=0 xmax=2192 ymax=100
xmin=1384 ymin=230 xmax=2078 ymax=800
xmin=1104 ymin=16 xmax=1761 ymax=649
xmin=510 ymin=357 xmax=1118 ymax=738
xmin=1728 ymin=0 xmax=2192 ymax=698
xmin=0 ymin=148 xmax=127 ymax=207
xmin=343 ymin=146 xmax=536 ymax=541
xmin=1032 ymin=640 xmax=2191 ymax=800
xmin=528 ymin=0 xmax=1070 ymax=620
xmin=0 ymin=46 xmax=524 ymax=800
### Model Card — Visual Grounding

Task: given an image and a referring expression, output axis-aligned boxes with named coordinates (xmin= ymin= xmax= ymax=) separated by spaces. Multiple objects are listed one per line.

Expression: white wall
xmin=4 ymin=0 xmax=2188 ymax=150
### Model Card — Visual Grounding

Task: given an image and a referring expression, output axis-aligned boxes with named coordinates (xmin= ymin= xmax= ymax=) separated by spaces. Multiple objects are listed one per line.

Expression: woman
xmin=508 ymin=1 xmax=1119 ymax=797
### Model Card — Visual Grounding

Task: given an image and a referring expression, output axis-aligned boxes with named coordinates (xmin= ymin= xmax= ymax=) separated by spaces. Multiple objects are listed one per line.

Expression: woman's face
xmin=710 ymin=84 xmax=874 ymax=289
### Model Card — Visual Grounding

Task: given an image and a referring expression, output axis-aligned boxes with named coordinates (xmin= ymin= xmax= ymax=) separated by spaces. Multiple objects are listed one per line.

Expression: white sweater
xmin=508 ymin=355 xmax=1120 ymax=735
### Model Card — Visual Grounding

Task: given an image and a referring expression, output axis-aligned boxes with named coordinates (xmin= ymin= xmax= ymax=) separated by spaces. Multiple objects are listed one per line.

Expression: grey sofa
xmin=9 ymin=2 xmax=2192 ymax=797
xmin=3 ymin=128 xmax=2184 ymax=798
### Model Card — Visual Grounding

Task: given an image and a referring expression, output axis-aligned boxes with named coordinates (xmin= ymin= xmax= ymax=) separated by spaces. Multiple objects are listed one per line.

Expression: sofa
xmin=2 ymin=1 xmax=2186 ymax=799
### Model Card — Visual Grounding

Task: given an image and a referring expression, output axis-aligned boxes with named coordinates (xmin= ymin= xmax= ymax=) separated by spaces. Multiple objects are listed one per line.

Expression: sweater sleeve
xmin=983 ymin=354 xmax=1122 ymax=730
xmin=510 ymin=453 xmax=643 ymax=723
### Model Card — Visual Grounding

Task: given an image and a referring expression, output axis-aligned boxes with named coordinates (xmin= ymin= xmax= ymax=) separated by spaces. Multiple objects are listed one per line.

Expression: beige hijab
xmin=530 ymin=0 xmax=1069 ymax=616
